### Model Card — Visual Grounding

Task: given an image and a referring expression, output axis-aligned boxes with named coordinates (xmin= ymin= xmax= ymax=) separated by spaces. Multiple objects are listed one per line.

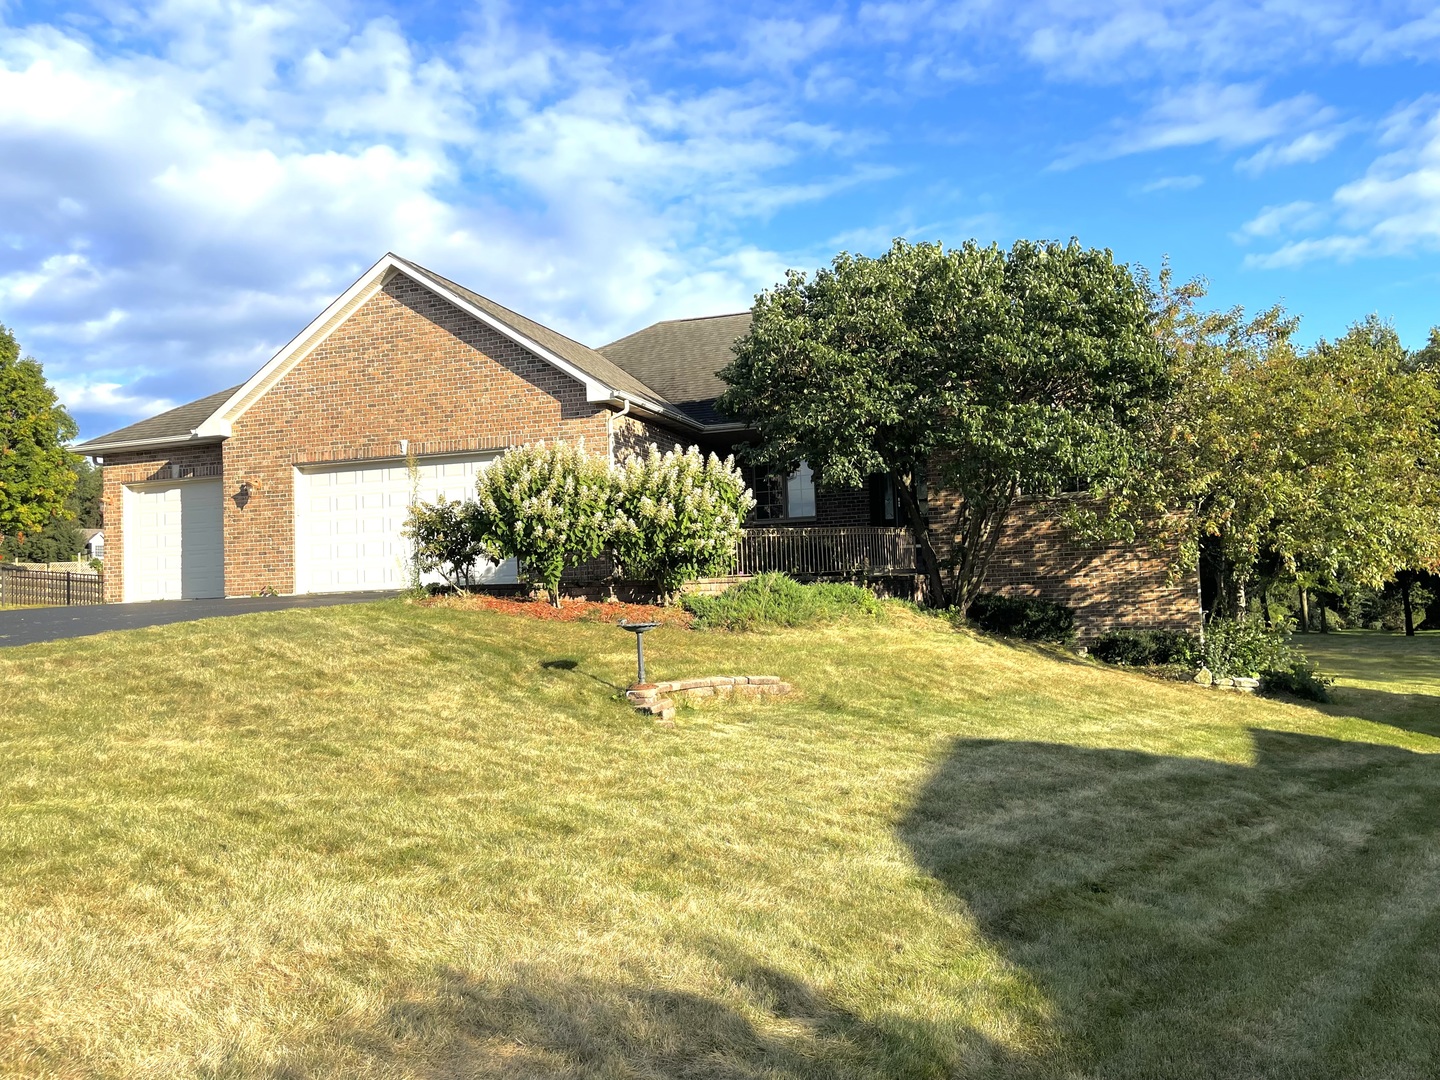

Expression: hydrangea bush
xmin=473 ymin=441 xmax=614 ymax=606
xmin=610 ymin=445 xmax=754 ymax=600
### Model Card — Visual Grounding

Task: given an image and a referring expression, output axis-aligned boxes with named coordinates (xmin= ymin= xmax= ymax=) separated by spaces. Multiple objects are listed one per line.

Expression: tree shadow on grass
xmin=900 ymin=728 xmax=1440 ymax=1079
xmin=1311 ymin=684 xmax=1440 ymax=736
xmin=346 ymin=957 xmax=987 ymax=1079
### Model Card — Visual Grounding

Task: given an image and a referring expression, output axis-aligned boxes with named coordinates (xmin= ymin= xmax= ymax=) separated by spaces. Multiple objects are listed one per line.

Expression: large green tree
xmin=2 ymin=458 xmax=101 ymax=563
xmin=0 ymin=324 xmax=79 ymax=554
xmin=1116 ymin=286 xmax=1440 ymax=620
xmin=718 ymin=238 xmax=1169 ymax=612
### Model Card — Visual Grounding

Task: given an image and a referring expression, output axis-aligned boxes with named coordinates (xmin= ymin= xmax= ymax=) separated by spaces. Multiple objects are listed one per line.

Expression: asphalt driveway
xmin=0 ymin=592 xmax=393 ymax=647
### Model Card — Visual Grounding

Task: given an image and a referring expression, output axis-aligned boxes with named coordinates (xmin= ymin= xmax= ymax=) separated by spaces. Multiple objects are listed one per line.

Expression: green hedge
xmin=1090 ymin=629 xmax=1199 ymax=667
xmin=963 ymin=593 xmax=1075 ymax=643
xmin=682 ymin=573 xmax=883 ymax=631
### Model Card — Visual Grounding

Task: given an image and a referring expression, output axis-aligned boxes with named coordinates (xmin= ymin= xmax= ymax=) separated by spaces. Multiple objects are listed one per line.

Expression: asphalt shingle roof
xmin=73 ymin=384 xmax=243 ymax=453
xmin=597 ymin=312 xmax=752 ymax=426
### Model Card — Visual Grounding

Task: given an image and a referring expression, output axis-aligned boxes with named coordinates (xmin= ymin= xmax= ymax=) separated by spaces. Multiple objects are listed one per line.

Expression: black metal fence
xmin=0 ymin=565 xmax=104 ymax=607
xmin=736 ymin=526 xmax=916 ymax=577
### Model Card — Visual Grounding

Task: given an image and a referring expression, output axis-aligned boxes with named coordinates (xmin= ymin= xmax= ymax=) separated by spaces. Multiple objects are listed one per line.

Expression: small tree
xmin=0 ymin=324 xmax=78 ymax=552
xmin=474 ymin=441 xmax=613 ymax=606
xmin=610 ymin=444 xmax=754 ymax=601
xmin=403 ymin=497 xmax=490 ymax=590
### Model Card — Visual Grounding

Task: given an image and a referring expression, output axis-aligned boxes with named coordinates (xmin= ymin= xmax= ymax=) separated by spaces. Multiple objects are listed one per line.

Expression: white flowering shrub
xmin=402 ymin=496 xmax=490 ymax=590
xmin=474 ymin=441 xmax=613 ymax=606
xmin=611 ymin=444 xmax=754 ymax=600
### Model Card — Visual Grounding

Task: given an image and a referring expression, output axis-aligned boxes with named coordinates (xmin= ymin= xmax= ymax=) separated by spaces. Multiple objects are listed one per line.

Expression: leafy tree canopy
xmin=0 ymin=324 xmax=79 ymax=549
xmin=718 ymin=238 xmax=1168 ymax=611
xmin=1117 ymin=286 xmax=1440 ymax=605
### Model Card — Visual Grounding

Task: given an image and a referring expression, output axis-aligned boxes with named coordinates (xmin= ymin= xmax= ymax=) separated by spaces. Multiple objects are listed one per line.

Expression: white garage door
xmin=295 ymin=454 xmax=517 ymax=593
xmin=123 ymin=480 xmax=225 ymax=601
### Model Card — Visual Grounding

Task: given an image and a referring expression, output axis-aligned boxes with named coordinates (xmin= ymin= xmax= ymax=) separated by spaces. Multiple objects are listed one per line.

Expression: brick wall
xmin=222 ymin=273 xmax=610 ymax=595
xmin=975 ymin=499 xmax=1200 ymax=638
xmin=612 ymin=415 xmax=693 ymax=460
xmin=97 ymin=445 xmax=224 ymax=602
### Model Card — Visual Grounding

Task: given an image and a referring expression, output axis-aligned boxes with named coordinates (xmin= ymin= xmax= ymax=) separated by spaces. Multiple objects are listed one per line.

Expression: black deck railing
xmin=0 ymin=565 xmax=104 ymax=607
xmin=736 ymin=526 xmax=916 ymax=577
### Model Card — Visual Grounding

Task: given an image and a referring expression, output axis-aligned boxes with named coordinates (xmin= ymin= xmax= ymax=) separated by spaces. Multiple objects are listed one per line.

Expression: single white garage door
xmin=295 ymin=454 xmax=517 ymax=593
xmin=123 ymin=480 xmax=225 ymax=601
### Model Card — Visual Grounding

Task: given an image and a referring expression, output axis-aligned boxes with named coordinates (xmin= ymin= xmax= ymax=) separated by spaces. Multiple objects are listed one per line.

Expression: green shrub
xmin=963 ymin=593 xmax=1075 ymax=643
xmin=1090 ymin=629 xmax=1199 ymax=667
xmin=1259 ymin=662 xmax=1334 ymax=702
xmin=403 ymin=496 xmax=489 ymax=590
xmin=683 ymin=573 xmax=883 ymax=630
xmin=1200 ymin=618 xmax=1298 ymax=678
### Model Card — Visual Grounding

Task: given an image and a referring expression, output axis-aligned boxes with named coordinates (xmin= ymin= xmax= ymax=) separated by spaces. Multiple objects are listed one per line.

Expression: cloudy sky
xmin=3 ymin=0 xmax=1439 ymax=440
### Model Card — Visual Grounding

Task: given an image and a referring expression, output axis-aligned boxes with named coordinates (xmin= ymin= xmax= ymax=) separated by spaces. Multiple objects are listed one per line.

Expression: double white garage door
xmin=122 ymin=455 xmax=515 ymax=601
xmin=295 ymin=455 xmax=517 ymax=593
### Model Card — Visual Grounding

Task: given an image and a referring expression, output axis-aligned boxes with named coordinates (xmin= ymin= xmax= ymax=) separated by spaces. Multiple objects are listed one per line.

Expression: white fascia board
xmin=192 ymin=254 xmax=403 ymax=437
xmin=189 ymin=252 xmax=670 ymax=436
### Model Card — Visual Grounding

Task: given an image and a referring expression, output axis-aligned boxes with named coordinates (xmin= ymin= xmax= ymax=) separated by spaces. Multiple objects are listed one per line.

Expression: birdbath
xmin=618 ymin=621 xmax=661 ymax=685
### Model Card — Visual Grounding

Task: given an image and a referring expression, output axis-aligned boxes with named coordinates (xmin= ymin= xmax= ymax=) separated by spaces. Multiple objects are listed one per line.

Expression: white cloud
xmin=1244 ymin=97 xmax=1440 ymax=267
xmin=1234 ymin=201 xmax=1325 ymax=241
xmin=1055 ymin=82 xmax=1338 ymax=168
xmin=1237 ymin=127 xmax=1351 ymax=173
xmin=0 ymin=5 xmax=888 ymax=435
xmin=1138 ymin=174 xmax=1203 ymax=193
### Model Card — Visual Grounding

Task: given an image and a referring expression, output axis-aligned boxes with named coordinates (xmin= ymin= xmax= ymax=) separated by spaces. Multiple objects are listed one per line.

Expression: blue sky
xmin=2 ymin=1 xmax=1438 ymax=440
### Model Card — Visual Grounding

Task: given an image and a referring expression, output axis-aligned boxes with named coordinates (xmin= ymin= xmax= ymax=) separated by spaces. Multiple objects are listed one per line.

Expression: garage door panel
xmin=296 ymin=454 xmax=517 ymax=593
xmin=124 ymin=480 xmax=224 ymax=602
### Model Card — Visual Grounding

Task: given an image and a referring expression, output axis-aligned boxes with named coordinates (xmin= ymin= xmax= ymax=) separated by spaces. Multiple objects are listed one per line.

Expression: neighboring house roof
xmin=75 ymin=254 xmax=754 ymax=457
xmin=73 ymin=384 xmax=243 ymax=454
xmin=599 ymin=312 xmax=752 ymax=427
xmin=80 ymin=528 xmax=103 ymax=545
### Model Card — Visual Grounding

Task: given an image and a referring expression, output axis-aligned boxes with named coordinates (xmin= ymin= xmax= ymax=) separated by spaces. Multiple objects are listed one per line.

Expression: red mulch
xmin=420 ymin=593 xmax=692 ymax=626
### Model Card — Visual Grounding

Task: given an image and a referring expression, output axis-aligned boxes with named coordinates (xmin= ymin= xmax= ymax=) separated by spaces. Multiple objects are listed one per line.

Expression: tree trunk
xmin=1297 ymin=586 xmax=1310 ymax=632
xmin=1402 ymin=577 xmax=1416 ymax=637
xmin=891 ymin=470 xmax=946 ymax=608
xmin=1319 ymin=597 xmax=1329 ymax=633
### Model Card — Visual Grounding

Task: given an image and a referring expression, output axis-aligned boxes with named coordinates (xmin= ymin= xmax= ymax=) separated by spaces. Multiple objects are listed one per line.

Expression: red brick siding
xmin=97 ymin=445 xmax=225 ymax=602
xmin=222 ymin=273 xmax=609 ymax=595
xmin=612 ymin=415 xmax=692 ymax=459
xmin=974 ymin=499 xmax=1200 ymax=638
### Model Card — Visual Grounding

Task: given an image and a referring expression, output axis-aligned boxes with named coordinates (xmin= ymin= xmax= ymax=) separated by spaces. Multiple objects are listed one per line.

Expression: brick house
xmin=76 ymin=252 xmax=1198 ymax=635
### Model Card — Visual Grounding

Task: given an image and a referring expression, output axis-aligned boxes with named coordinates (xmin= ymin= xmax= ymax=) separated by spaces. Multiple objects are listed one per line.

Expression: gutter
xmin=72 ymin=431 xmax=226 ymax=460
xmin=606 ymin=394 xmax=634 ymax=465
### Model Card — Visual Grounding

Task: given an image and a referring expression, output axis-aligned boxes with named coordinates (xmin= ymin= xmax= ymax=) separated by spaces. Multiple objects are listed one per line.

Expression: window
xmin=786 ymin=462 xmax=816 ymax=518
xmin=747 ymin=462 xmax=816 ymax=521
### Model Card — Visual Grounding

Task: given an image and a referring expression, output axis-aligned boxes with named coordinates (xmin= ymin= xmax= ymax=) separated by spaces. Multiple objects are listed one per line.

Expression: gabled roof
xmin=391 ymin=257 xmax=665 ymax=405
xmin=75 ymin=254 xmax=690 ymax=455
xmin=73 ymin=384 xmax=243 ymax=454
xmin=598 ymin=312 xmax=752 ymax=426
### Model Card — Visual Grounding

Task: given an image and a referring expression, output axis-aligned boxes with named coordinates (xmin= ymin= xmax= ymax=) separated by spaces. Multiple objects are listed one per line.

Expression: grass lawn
xmin=2 ymin=602 xmax=1438 ymax=1078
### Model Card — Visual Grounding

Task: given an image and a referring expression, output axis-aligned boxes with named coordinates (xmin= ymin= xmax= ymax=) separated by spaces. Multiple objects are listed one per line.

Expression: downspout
xmin=606 ymin=394 xmax=633 ymax=466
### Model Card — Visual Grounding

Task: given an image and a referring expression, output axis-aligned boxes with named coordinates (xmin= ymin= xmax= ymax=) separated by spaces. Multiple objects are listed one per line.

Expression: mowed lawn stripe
xmin=1 ymin=602 xmax=1437 ymax=1078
